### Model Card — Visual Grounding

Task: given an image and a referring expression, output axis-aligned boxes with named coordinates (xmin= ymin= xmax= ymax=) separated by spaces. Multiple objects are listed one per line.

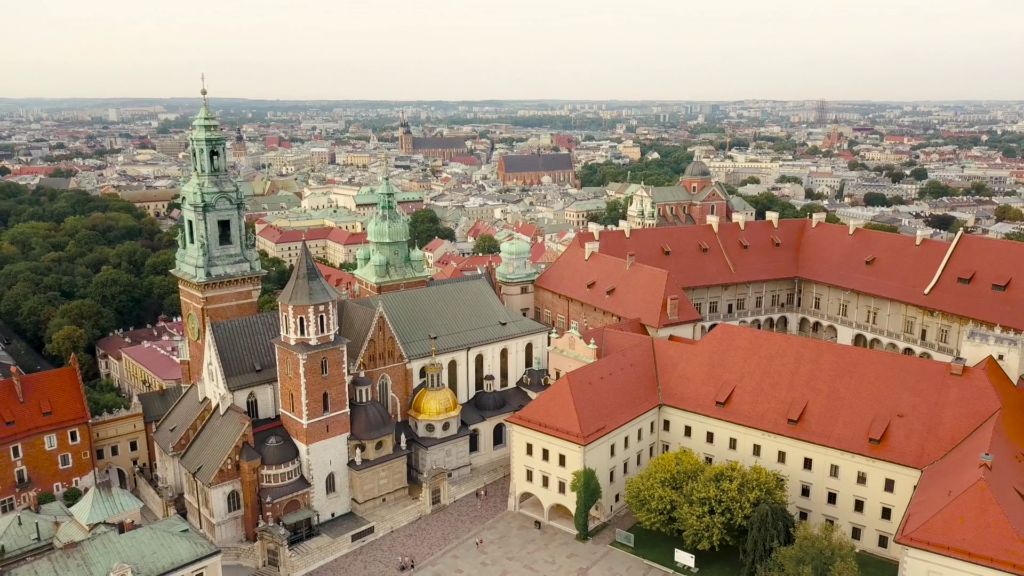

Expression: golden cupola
xmin=408 ymin=338 xmax=461 ymax=436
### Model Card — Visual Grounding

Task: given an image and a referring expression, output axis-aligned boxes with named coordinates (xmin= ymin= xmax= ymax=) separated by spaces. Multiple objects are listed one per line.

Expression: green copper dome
xmin=496 ymin=238 xmax=538 ymax=284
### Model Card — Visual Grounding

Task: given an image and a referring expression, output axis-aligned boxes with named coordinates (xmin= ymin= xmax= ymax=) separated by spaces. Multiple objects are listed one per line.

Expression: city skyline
xmin=6 ymin=0 xmax=1023 ymax=101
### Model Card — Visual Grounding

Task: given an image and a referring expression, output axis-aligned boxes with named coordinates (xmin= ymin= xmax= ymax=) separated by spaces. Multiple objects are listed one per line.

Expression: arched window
xmin=246 ymin=392 xmax=259 ymax=419
xmin=419 ymin=366 xmax=426 ymax=383
xmin=227 ymin=490 xmax=241 ymax=513
xmin=447 ymin=359 xmax=457 ymax=391
xmin=474 ymin=353 xmax=484 ymax=392
xmin=499 ymin=348 xmax=508 ymax=388
xmin=322 ymin=391 xmax=330 ymax=414
xmin=298 ymin=316 xmax=306 ymax=337
xmin=377 ymin=374 xmax=391 ymax=406
xmin=469 ymin=429 xmax=479 ymax=454
xmin=325 ymin=472 xmax=336 ymax=495
xmin=710 ymin=204 xmax=716 ymax=215
xmin=525 ymin=343 xmax=533 ymax=368
xmin=318 ymin=314 xmax=326 ymax=334
xmin=282 ymin=313 xmax=289 ymax=335
xmin=492 ymin=422 xmax=506 ymax=448
xmin=321 ymin=357 xmax=329 ymax=376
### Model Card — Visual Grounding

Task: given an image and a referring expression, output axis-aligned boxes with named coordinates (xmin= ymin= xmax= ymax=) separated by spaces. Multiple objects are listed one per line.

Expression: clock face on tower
xmin=186 ymin=311 xmax=200 ymax=341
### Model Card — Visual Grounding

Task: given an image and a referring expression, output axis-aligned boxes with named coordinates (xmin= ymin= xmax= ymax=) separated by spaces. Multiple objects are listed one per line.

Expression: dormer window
xmin=864 ymin=255 xmax=876 ymax=266
xmin=739 ymin=238 xmax=749 ymax=249
xmin=771 ymin=235 xmax=782 ymax=247
xmin=698 ymin=241 xmax=709 ymax=253
xmin=992 ymin=277 xmax=1010 ymax=292
xmin=957 ymin=271 xmax=975 ymax=285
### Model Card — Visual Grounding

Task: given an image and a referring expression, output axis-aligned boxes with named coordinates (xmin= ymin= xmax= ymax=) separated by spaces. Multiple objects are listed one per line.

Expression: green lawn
xmin=609 ymin=524 xmax=744 ymax=576
xmin=856 ymin=552 xmax=899 ymax=576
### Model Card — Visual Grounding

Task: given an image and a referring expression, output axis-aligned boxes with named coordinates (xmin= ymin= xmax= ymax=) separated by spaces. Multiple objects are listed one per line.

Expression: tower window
xmin=217 ymin=220 xmax=232 ymax=246
xmin=318 ymin=314 xmax=326 ymax=334
xmin=321 ymin=357 xmax=329 ymax=376
xmin=298 ymin=317 xmax=306 ymax=337
xmin=322 ymin=391 xmax=330 ymax=414
xmin=187 ymin=220 xmax=195 ymax=244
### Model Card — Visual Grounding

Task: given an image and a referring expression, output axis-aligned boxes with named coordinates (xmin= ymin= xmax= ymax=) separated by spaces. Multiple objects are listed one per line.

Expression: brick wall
xmin=1 ymin=423 xmax=93 ymax=508
xmin=277 ymin=346 xmax=351 ymax=447
xmin=178 ymin=275 xmax=262 ymax=384
xmin=533 ymin=287 xmax=623 ymax=334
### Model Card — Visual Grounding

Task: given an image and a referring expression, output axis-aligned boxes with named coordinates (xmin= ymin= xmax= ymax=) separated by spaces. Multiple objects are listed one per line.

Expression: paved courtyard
xmin=313 ymin=475 xmax=653 ymax=576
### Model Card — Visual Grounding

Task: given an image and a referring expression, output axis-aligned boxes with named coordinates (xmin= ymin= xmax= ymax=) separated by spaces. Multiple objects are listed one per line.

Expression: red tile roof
xmin=95 ymin=322 xmax=184 ymax=361
xmin=121 ymin=340 xmax=184 ymax=382
xmin=315 ymin=263 xmax=356 ymax=298
xmin=0 ymin=366 xmax=90 ymax=444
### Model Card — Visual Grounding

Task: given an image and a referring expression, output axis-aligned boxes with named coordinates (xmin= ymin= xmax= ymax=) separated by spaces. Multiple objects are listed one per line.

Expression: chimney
xmin=979 ymin=452 xmax=993 ymax=469
xmin=731 ymin=212 xmax=746 ymax=231
xmin=625 ymin=252 xmax=636 ymax=269
xmin=706 ymin=214 xmax=720 ymax=233
xmin=949 ymin=356 xmax=966 ymax=376
xmin=915 ymin=228 xmax=929 ymax=246
xmin=618 ymin=219 xmax=631 ymax=238
xmin=123 ymin=518 xmax=135 ymax=532
xmin=584 ymin=241 xmax=600 ymax=260
xmin=11 ymin=367 xmax=23 ymax=404
xmin=765 ymin=211 xmax=779 ymax=228
xmin=811 ymin=212 xmax=826 ymax=228
xmin=967 ymin=214 xmax=976 ymax=228
xmin=587 ymin=221 xmax=602 ymax=240
xmin=848 ymin=219 xmax=866 ymax=235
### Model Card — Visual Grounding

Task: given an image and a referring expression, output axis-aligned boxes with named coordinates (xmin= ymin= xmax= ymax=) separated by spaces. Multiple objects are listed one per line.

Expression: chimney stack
xmin=587 ymin=221 xmax=602 ymax=240
xmin=584 ymin=241 xmax=600 ymax=261
xmin=915 ymin=228 xmax=929 ymax=246
xmin=811 ymin=212 xmax=826 ymax=228
xmin=731 ymin=212 xmax=746 ymax=231
xmin=11 ymin=367 xmax=23 ymax=404
xmin=706 ymin=214 xmax=720 ymax=233
xmin=979 ymin=452 xmax=993 ymax=469
xmin=625 ymin=252 xmax=636 ymax=269
xmin=848 ymin=219 xmax=866 ymax=235
xmin=765 ymin=211 xmax=780 ymax=228
xmin=618 ymin=219 xmax=631 ymax=239
xmin=123 ymin=518 xmax=135 ymax=532
xmin=949 ymin=356 xmax=966 ymax=376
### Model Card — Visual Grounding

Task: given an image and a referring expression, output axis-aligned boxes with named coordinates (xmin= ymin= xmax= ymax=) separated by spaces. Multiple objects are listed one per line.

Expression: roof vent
xmin=957 ymin=272 xmax=974 ymax=285
xmin=979 ymin=452 xmax=994 ymax=469
xmin=771 ymin=235 xmax=781 ymax=247
xmin=586 ymin=280 xmax=596 ymax=290
xmin=253 ymin=361 xmax=262 ymax=372
xmin=949 ymin=356 xmax=966 ymax=376
xmin=625 ymin=252 xmax=636 ymax=270
xmin=605 ymin=286 xmax=616 ymax=296
xmin=698 ymin=241 xmax=709 ymax=253
xmin=787 ymin=399 xmax=807 ymax=425
xmin=739 ymin=238 xmax=749 ymax=249
xmin=864 ymin=255 xmax=876 ymax=266
xmin=661 ymin=244 xmax=672 ymax=256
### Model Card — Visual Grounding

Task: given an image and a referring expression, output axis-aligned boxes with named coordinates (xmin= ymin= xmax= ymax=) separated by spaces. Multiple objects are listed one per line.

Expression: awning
xmin=280 ymin=507 xmax=316 ymax=526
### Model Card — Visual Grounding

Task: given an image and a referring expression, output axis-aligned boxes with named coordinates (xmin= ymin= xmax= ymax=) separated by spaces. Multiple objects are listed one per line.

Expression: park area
xmin=611 ymin=523 xmax=898 ymax=576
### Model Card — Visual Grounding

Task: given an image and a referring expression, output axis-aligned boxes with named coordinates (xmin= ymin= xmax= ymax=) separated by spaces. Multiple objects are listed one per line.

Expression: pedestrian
xmin=410 ymin=558 xmax=416 ymax=571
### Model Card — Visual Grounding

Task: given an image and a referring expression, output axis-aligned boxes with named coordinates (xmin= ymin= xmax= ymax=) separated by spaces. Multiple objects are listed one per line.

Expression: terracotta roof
xmin=120 ymin=340 xmax=183 ymax=382
xmin=95 ymin=322 xmax=184 ymax=361
xmin=0 ymin=366 xmax=89 ymax=444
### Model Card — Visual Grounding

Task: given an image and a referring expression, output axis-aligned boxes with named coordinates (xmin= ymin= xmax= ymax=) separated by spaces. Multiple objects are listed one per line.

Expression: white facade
xmin=901 ymin=546 xmax=1017 ymax=576
xmin=294 ymin=434 xmax=351 ymax=521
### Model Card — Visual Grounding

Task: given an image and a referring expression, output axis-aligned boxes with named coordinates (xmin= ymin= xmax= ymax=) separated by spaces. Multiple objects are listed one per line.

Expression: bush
xmin=62 ymin=486 xmax=83 ymax=506
xmin=36 ymin=492 xmax=57 ymax=505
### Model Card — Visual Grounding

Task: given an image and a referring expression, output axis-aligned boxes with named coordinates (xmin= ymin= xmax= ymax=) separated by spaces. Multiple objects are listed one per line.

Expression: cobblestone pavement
xmin=312 ymin=477 xmax=510 ymax=576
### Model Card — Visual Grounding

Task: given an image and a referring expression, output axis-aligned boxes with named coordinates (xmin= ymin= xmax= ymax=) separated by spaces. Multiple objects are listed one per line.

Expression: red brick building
xmin=497 ymin=153 xmax=576 ymax=186
xmin=0 ymin=362 xmax=94 ymax=512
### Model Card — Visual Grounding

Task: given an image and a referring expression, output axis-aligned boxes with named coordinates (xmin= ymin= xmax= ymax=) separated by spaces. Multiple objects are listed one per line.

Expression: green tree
xmin=88 ymin=269 xmax=145 ymax=328
xmin=62 ymin=487 xmax=84 ymax=506
xmin=0 ymin=165 xmax=10 ymax=177
xmin=925 ymin=213 xmax=958 ymax=231
xmin=970 ymin=181 xmax=993 ymax=197
xmin=625 ymin=449 xmax=701 ymax=535
xmin=825 ymin=213 xmax=841 ymax=224
xmin=889 ymin=170 xmax=906 ymax=184
xmin=408 ymin=209 xmax=456 ymax=248
xmin=862 ymin=192 xmax=890 ymax=207
xmin=36 ymin=492 xmax=57 ymax=505
xmin=84 ymin=378 xmax=128 ymax=416
xmin=742 ymin=503 xmax=795 ymax=576
xmin=775 ymin=175 xmax=803 ymax=185
xmin=588 ymin=198 xmax=630 ymax=226
xmin=909 ymin=166 xmax=928 ymax=181
xmin=863 ymin=222 xmax=899 ymax=234
xmin=258 ymin=293 xmax=279 ymax=313
xmin=45 ymin=325 xmax=88 ymax=366
xmin=1003 ymin=231 xmax=1024 ymax=242
xmin=473 ymin=233 xmax=500 ymax=255
xmin=994 ymin=205 xmax=1024 ymax=222
xmin=569 ymin=467 xmax=602 ymax=540
xmin=762 ymin=522 xmax=859 ymax=576
xmin=739 ymin=176 xmax=761 ymax=186
xmin=1002 ymin=145 xmax=1018 ymax=158
xmin=918 ymin=180 xmax=954 ymax=199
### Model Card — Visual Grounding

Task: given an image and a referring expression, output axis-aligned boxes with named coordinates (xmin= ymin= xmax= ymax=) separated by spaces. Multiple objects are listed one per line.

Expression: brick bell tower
xmin=172 ymin=81 xmax=264 ymax=384
xmin=274 ymin=242 xmax=352 ymax=520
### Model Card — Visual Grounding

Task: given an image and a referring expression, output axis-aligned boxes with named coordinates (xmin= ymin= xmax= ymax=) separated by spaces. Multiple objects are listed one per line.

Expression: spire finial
xmin=200 ymin=73 xmax=208 ymax=106
xmin=429 ymin=333 xmax=436 ymax=358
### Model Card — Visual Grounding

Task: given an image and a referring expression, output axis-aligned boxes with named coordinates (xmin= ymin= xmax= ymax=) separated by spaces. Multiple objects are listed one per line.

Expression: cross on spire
xmin=200 ymin=73 xmax=208 ymax=106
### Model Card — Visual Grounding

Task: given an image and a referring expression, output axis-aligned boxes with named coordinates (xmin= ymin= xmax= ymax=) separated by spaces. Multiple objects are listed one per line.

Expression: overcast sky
xmin=5 ymin=0 xmax=1020 ymax=101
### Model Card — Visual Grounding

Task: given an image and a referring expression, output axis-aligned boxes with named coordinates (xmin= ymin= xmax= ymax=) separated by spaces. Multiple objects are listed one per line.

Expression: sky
xmin=4 ymin=0 xmax=1021 ymax=102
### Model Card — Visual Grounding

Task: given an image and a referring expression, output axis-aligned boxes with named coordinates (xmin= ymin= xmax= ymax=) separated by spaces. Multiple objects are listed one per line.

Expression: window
xmin=325 ymin=473 xmax=336 ymax=495
xmin=318 ymin=314 xmax=326 ymax=334
xmin=777 ymin=451 xmax=787 ymax=464
xmin=624 ymin=436 xmax=630 ymax=449
xmin=939 ymin=325 xmax=950 ymax=344
xmin=704 ymin=455 xmax=713 ymax=465
xmin=541 ymin=475 xmax=549 ymax=489
xmin=813 ymin=295 xmax=821 ymax=310
xmin=786 ymin=292 xmax=795 ymax=306
xmin=771 ymin=293 xmax=781 ymax=307
xmin=755 ymin=295 xmax=764 ymax=308
xmin=129 ymin=440 xmax=139 ymax=453
xmin=558 ymin=454 xmax=566 ymax=468
xmin=493 ymin=423 xmax=506 ymax=448
xmin=96 ymin=448 xmax=105 ymax=460
xmin=526 ymin=443 xmax=533 ymax=457
xmin=649 ymin=445 xmax=654 ymax=459
xmin=684 ymin=425 xmax=691 ymax=438
xmin=558 ymin=480 xmax=566 ymax=495
xmin=298 ymin=316 xmax=306 ymax=336
xmin=694 ymin=302 xmax=702 ymax=315
xmin=661 ymin=419 xmax=670 ymax=433
xmin=706 ymin=431 xmax=714 ymax=444
xmin=10 ymin=444 xmax=21 ymax=460
xmin=15 ymin=466 xmax=28 ymax=485
xmin=708 ymin=300 xmax=719 ymax=314
xmin=377 ymin=374 xmax=391 ymax=406
xmin=728 ymin=437 xmax=737 ymax=451
xmin=803 ymin=457 xmax=813 ymax=471
xmin=884 ymin=478 xmax=895 ymax=493
xmin=637 ymin=428 xmax=643 ymax=441
xmin=544 ymin=310 xmax=552 ymax=325
xmin=827 ymin=491 xmax=838 ymax=506
xmin=623 ymin=461 xmax=629 ymax=475
xmin=636 ymin=452 xmax=642 ymax=466
xmin=903 ymin=318 xmax=915 ymax=334
xmin=800 ymin=484 xmax=811 ymax=498
xmin=217 ymin=220 xmax=232 ymax=246
xmin=526 ymin=469 xmax=533 ymax=483
xmin=110 ymin=444 xmax=120 ymax=457
xmin=866 ymin=308 xmax=878 ymax=325
xmin=45 ymin=434 xmax=57 ymax=450
xmin=798 ymin=510 xmax=808 ymax=522
xmin=856 ymin=471 xmax=867 ymax=486
xmin=321 ymin=357 xmax=329 ymax=376
xmin=556 ymin=315 xmax=565 ymax=330
xmin=854 ymin=499 xmax=865 ymax=514
xmin=246 ymin=392 xmax=259 ymax=419
xmin=0 ymin=496 xmax=14 ymax=513
xmin=829 ymin=464 xmax=839 ymax=478
xmin=609 ymin=469 xmax=615 ymax=484
xmin=752 ymin=444 xmax=761 ymax=457
xmin=570 ymin=320 xmax=579 ymax=332
xmin=68 ymin=429 xmax=79 ymax=444
xmin=649 ymin=421 xmax=654 ymax=434
xmin=851 ymin=526 xmax=862 ymax=541
xmin=661 ymin=442 xmax=670 ymax=454
xmin=59 ymin=453 xmax=72 ymax=468
xmin=469 ymin=430 xmax=479 ymax=453
xmin=610 ymin=443 xmax=616 ymax=457
xmin=838 ymin=301 xmax=849 ymax=318
xmin=737 ymin=297 xmax=746 ymax=311
xmin=187 ymin=220 xmax=195 ymax=244
xmin=877 ymin=534 xmax=889 ymax=549
xmin=881 ymin=506 xmax=892 ymax=521
xmin=322 ymin=391 xmax=330 ymax=414
xmin=227 ymin=490 xmax=242 ymax=512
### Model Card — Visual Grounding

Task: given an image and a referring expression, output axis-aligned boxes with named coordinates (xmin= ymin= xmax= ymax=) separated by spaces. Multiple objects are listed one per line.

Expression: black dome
xmin=350 ymin=401 xmax=395 ymax=441
xmin=259 ymin=433 xmax=299 ymax=465
xmin=682 ymin=160 xmax=711 ymax=178
xmin=352 ymin=374 xmax=373 ymax=388
xmin=473 ymin=390 xmax=507 ymax=412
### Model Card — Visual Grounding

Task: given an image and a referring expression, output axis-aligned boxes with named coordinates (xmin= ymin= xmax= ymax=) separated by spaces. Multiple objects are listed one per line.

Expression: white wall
xmin=901 ymin=545 xmax=1016 ymax=576
xmin=231 ymin=383 xmax=278 ymax=420
xmin=296 ymin=434 xmax=351 ymax=521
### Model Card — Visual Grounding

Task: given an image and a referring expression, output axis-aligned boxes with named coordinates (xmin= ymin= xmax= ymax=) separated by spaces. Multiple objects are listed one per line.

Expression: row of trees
xmin=917 ymin=179 xmax=993 ymax=199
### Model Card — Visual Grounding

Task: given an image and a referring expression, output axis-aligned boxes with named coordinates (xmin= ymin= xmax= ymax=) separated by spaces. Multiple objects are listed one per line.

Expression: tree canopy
xmin=924 ymin=213 xmax=959 ymax=231
xmin=862 ymin=222 xmax=899 ymax=234
xmin=739 ymin=176 xmax=761 ymax=186
xmin=909 ymin=166 xmax=928 ymax=181
xmin=762 ymin=522 xmax=859 ymax=576
xmin=587 ymin=198 xmax=630 ymax=226
xmin=775 ymin=175 xmax=803 ymax=185
xmin=576 ymin=144 xmax=694 ymax=187
xmin=473 ymin=233 xmax=500 ymax=255
xmin=408 ymin=209 xmax=456 ymax=248
xmin=742 ymin=503 xmax=795 ymax=576
xmin=994 ymin=205 xmax=1024 ymax=223
xmin=570 ymin=467 xmax=602 ymax=540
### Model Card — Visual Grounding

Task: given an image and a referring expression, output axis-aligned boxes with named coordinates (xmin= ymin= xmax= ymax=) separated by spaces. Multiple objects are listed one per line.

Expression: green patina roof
xmin=566 ymin=198 xmax=608 ymax=211
xmin=0 ymin=504 xmax=70 ymax=558
xmin=10 ymin=516 xmax=220 ymax=576
xmin=69 ymin=483 xmax=143 ymax=527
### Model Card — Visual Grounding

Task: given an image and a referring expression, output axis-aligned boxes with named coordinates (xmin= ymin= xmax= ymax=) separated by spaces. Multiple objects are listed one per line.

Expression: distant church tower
xmin=495 ymin=238 xmax=539 ymax=319
xmin=397 ymin=111 xmax=413 ymax=155
xmin=274 ymin=242 xmax=351 ymax=520
xmin=173 ymin=82 xmax=264 ymax=384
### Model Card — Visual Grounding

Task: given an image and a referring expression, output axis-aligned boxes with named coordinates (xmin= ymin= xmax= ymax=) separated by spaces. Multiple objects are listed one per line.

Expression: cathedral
xmin=150 ymin=90 xmax=551 ymax=559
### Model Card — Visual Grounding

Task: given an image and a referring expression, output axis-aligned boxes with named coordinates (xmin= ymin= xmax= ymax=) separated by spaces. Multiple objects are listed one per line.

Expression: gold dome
xmin=408 ymin=387 xmax=461 ymax=421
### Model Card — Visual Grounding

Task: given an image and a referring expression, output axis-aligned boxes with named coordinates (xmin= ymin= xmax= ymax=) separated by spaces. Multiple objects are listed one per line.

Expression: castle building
xmin=172 ymin=86 xmax=264 ymax=385
xmin=397 ymin=114 xmax=470 ymax=161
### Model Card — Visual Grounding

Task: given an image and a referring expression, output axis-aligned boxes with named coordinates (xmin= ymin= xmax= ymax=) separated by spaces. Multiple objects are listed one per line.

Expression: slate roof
xmin=351 ymin=278 xmax=547 ymax=360
xmin=338 ymin=300 xmax=378 ymax=368
xmin=137 ymin=385 xmax=184 ymax=423
xmin=460 ymin=387 xmax=532 ymax=426
xmin=152 ymin=385 xmax=209 ymax=454
xmin=411 ymin=137 xmax=468 ymax=151
xmin=209 ymin=312 xmax=279 ymax=391
xmin=278 ymin=242 xmax=339 ymax=306
xmin=0 ymin=506 xmax=68 ymax=559
xmin=500 ymin=153 xmax=574 ymax=174
xmin=179 ymin=405 xmax=250 ymax=485
xmin=8 ymin=516 xmax=220 ymax=576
